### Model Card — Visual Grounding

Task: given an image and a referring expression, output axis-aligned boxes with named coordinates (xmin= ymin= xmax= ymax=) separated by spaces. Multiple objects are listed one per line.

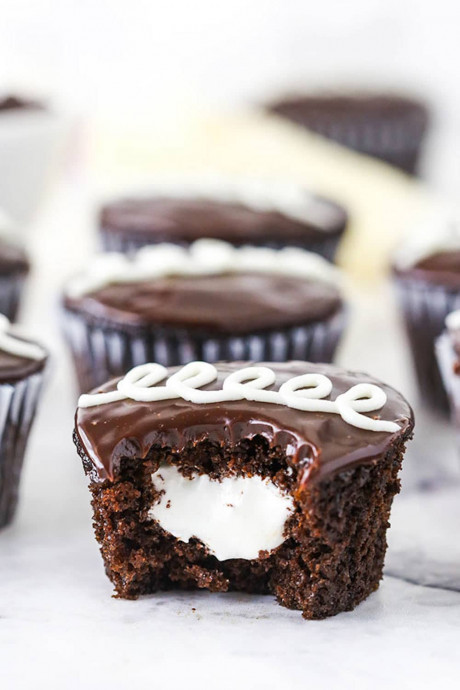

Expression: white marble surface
xmin=1 ymin=182 xmax=460 ymax=690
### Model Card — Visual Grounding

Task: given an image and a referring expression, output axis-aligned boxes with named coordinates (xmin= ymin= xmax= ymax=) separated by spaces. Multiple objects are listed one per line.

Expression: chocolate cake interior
xmin=77 ymin=432 xmax=407 ymax=619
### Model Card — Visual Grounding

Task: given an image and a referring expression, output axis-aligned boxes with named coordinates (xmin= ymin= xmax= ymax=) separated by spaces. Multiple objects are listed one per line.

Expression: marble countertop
xmin=1 ymin=181 xmax=460 ymax=690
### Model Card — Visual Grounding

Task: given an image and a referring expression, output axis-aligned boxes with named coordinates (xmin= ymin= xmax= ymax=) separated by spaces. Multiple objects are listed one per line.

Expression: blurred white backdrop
xmin=0 ymin=0 xmax=459 ymax=193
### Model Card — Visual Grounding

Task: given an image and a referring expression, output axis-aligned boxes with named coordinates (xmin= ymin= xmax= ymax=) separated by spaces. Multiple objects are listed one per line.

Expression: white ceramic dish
xmin=0 ymin=107 xmax=67 ymax=229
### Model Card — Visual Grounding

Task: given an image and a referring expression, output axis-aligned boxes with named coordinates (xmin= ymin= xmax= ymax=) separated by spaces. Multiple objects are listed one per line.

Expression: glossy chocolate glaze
xmin=0 ymin=240 xmax=29 ymax=276
xmin=100 ymin=196 xmax=347 ymax=245
xmin=396 ymin=251 xmax=460 ymax=288
xmin=75 ymin=361 xmax=414 ymax=484
xmin=64 ymin=273 xmax=343 ymax=334
xmin=0 ymin=345 xmax=46 ymax=383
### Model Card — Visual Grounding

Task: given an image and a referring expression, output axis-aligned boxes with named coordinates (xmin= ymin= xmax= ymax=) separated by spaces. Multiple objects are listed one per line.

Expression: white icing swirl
xmin=66 ymin=239 xmax=341 ymax=298
xmin=395 ymin=206 xmax=460 ymax=270
xmin=107 ymin=175 xmax=341 ymax=229
xmin=78 ymin=361 xmax=401 ymax=434
xmin=0 ymin=315 xmax=45 ymax=361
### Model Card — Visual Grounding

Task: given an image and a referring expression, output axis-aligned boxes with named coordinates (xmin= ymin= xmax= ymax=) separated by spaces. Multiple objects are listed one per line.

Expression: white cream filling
xmin=148 ymin=464 xmax=294 ymax=561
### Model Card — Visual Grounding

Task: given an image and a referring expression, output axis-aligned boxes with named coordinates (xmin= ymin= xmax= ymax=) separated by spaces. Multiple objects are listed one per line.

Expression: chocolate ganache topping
xmin=100 ymin=195 xmax=347 ymax=245
xmin=0 ymin=317 xmax=46 ymax=382
xmin=75 ymin=361 xmax=414 ymax=484
xmin=65 ymin=272 xmax=342 ymax=334
xmin=396 ymin=250 xmax=460 ymax=288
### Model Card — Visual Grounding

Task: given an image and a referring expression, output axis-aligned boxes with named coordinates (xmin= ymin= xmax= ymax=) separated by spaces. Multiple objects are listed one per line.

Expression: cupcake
xmin=0 ymin=315 xmax=47 ymax=527
xmin=393 ymin=217 xmax=460 ymax=411
xmin=63 ymin=240 xmax=346 ymax=393
xmin=0 ymin=226 xmax=30 ymax=321
xmin=99 ymin=176 xmax=348 ymax=262
xmin=74 ymin=359 xmax=414 ymax=619
xmin=267 ymin=93 xmax=429 ymax=175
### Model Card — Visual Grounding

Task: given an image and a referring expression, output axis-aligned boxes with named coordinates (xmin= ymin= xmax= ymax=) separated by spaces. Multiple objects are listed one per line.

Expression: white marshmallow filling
xmin=148 ymin=464 xmax=294 ymax=562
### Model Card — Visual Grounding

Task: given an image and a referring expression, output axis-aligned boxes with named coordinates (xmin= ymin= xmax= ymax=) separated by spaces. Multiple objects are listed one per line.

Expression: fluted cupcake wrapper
xmin=63 ymin=307 xmax=347 ymax=393
xmin=294 ymin=112 xmax=427 ymax=175
xmin=0 ymin=371 xmax=45 ymax=528
xmin=395 ymin=277 xmax=460 ymax=411
xmin=99 ymin=229 xmax=343 ymax=264
xmin=0 ymin=274 xmax=26 ymax=321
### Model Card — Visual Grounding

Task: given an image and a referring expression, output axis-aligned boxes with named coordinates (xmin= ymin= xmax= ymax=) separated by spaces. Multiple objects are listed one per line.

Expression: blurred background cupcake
xmin=99 ymin=176 xmax=348 ymax=262
xmin=267 ymin=92 xmax=429 ymax=175
xmin=0 ymin=316 xmax=48 ymax=527
xmin=62 ymin=240 xmax=346 ymax=392
xmin=393 ymin=210 xmax=460 ymax=412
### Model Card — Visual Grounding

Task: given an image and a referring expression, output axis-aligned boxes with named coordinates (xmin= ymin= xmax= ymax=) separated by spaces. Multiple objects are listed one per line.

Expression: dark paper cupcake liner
xmin=99 ymin=229 xmax=343 ymax=263
xmin=312 ymin=119 xmax=424 ymax=174
xmin=270 ymin=101 xmax=428 ymax=175
xmin=63 ymin=306 xmax=347 ymax=393
xmin=0 ymin=371 xmax=45 ymax=528
xmin=0 ymin=274 xmax=26 ymax=321
xmin=395 ymin=277 xmax=460 ymax=411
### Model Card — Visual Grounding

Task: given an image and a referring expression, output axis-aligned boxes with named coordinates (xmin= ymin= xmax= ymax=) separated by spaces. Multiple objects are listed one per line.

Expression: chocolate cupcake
xmin=267 ymin=93 xmax=429 ymax=175
xmin=0 ymin=231 xmax=29 ymax=321
xmin=0 ymin=315 xmax=47 ymax=527
xmin=74 ymin=359 xmax=414 ymax=619
xmin=394 ymin=220 xmax=460 ymax=411
xmin=99 ymin=177 xmax=348 ymax=262
xmin=63 ymin=240 xmax=346 ymax=393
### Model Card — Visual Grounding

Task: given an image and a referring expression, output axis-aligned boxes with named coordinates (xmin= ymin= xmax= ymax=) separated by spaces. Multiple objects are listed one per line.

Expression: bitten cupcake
xmin=73 ymin=359 xmax=414 ymax=619
xmin=99 ymin=177 xmax=348 ymax=262
xmin=0 ymin=226 xmax=29 ymax=321
xmin=0 ymin=315 xmax=47 ymax=527
xmin=393 ymin=218 xmax=460 ymax=411
xmin=63 ymin=240 xmax=346 ymax=393
xmin=267 ymin=93 xmax=429 ymax=175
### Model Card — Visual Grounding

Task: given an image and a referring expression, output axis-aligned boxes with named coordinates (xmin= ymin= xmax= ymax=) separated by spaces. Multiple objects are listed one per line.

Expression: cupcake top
xmin=64 ymin=240 xmax=343 ymax=334
xmin=393 ymin=212 xmax=460 ymax=287
xmin=0 ymin=315 xmax=47 ymax=383
xmin=100 ymin=177 xmax=347 ymax=246
xmin=74 ymin=360 xmax=414 ymax=484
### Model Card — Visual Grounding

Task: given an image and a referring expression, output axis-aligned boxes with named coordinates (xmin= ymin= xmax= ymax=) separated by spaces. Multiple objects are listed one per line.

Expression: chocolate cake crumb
xmin=76 ymin=432 xmax=410 ymax=619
